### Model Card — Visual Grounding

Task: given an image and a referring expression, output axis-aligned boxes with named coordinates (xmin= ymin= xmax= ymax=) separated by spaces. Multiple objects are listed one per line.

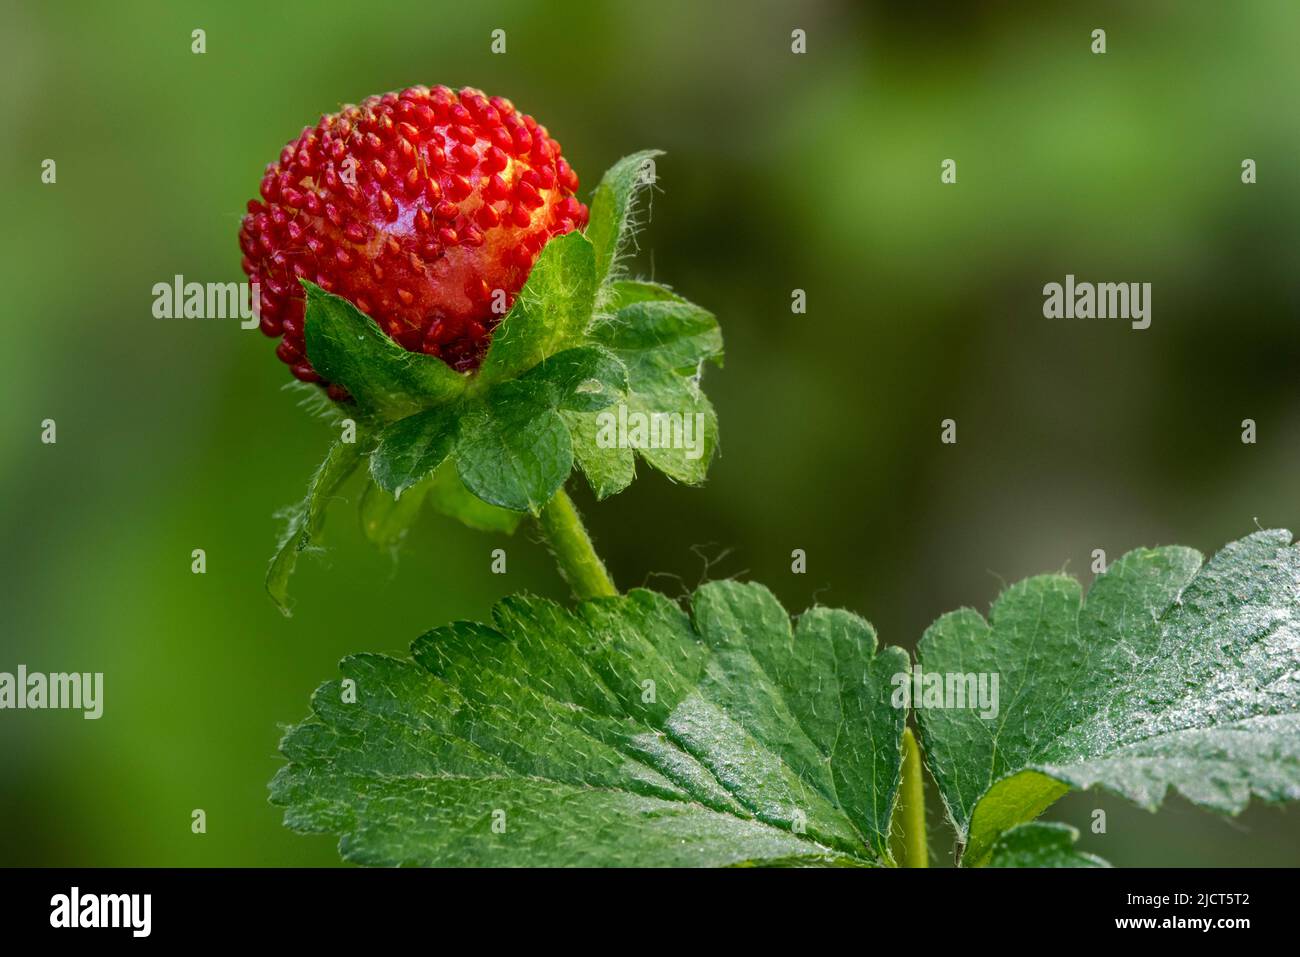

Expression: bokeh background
xmin=2 ymin=0 xmax=1297 ymax=866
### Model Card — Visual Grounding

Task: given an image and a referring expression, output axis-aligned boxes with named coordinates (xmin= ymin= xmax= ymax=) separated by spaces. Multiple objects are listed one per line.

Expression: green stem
xmin=536 ymin=486 xmax=617 ymax=600
xmin=898 ymin=727 xmax=928 ymax=868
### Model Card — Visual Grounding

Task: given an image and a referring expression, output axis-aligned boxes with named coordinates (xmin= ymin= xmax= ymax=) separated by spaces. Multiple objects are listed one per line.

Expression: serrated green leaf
xmin=267 ymin=437 xmax=369 ymax=616
xmin=985 ymin=823 xmax=1110 ymax=868
xmin=479 ymin=232 xmax=598 ymax=384
xmin=560 ymin=407 xmax=636 ymax=499
xmin=515 ymin=345 xmax=627 ymax=412
xmin=425 ymin=464 xmax=522 ymax=534
xmin=301 ymin=281 xmax=468 ymax=421
xmin=917 ymin=528 xmax=1300 ymax=866
xmin=454 ymin=381 xmax=572 ymax=514
xmin=272 ymin=581 xmax=908 ymax=867
xmin=583 ymin=298 xmax=723 ymax=485
xmin=369 ymin=403 xmax=462 ymax=497
xmin=626 ymin=376 xmax=718 ymax=484
xmin=605 ymin=279 xmax=687 ymax=311
xmin=358 ymin=474 xmax=433 ymax=549
xmin=586 ymin=150 xmax=663 ymax=286
xmin=366 ymin=342 xmax=620 ymax=516
xmin=592 ymin=299 xmax=724 ymax=376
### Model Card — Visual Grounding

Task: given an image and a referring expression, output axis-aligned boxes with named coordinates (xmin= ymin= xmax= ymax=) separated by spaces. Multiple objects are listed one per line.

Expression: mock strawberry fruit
xmin=239 ymin=85 xmax=588 ymax=397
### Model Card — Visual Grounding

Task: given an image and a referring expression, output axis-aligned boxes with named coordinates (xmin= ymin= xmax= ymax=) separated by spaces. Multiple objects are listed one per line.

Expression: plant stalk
xmin=899 ymin=727 xmax=929 ymax=868
xmin=537 ymin=486 xmax=618 ymax=600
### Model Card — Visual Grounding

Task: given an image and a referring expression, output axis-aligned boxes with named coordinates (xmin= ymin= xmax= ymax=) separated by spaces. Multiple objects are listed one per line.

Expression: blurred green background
xmin=2 ymin=0 xmax=1297 ymax=866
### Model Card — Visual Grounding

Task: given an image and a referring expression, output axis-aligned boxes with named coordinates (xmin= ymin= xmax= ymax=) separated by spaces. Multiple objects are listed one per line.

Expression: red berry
xmin=239 ymin=86 xmax=589 ymax=393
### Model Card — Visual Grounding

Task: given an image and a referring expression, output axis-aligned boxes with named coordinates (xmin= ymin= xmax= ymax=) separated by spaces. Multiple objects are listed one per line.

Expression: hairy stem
xmin=537 ymin=486 xmax=617 ymax=600
xmin=898 ymin=727 xmax=929 ymax=868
